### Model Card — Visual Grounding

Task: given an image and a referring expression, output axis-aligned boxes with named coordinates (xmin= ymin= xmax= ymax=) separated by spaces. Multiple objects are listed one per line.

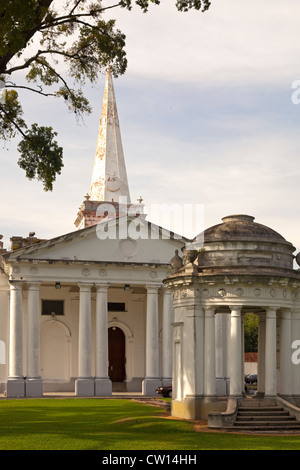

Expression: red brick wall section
xmin=244 ymin=352 xmax=258 ymax=362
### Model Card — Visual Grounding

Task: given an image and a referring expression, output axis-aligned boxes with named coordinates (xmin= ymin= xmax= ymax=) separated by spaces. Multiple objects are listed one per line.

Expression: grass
xmin=0 ymin=398 xmax=300 ymax=450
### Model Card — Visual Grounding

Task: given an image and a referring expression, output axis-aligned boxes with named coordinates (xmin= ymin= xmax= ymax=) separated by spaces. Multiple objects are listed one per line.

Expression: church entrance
xmin=108 ymin=327 xmax=126 ymax=382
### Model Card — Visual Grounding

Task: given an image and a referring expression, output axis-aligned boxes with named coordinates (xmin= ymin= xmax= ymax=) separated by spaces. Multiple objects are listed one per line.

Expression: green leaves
xmin=56 ymin=87 xmax=91 ymax=116
xmin=176 ymin=0 xmax=211 ymax=12
xmin=0 ymin=89 xmax=63 ymax=191
xmin=244 ymin=313 xmax=258 ymax=353
xmin=66 ymin=19 xmax=127 ymax=82
xmin=0 ymin=90 xmax=25 ymax=140
xmin=119 ymin=0 xmax=211 ymax=12
xmin=17 ymin=123 xmax=63 ymax=192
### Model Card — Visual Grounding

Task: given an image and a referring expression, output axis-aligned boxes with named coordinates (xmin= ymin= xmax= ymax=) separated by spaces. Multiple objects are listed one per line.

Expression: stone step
xmin=234 ymin=420 xmax=300 ymax=427
xmin=237 ymin=411 xmax=290 ymax=417
xmin=236 ymin=415 xmax=294 ymax=421
xmin=238 ymin=406 xmax=285 ymax=412
xmin=228 ymin=424 xmax=300 ymax=432
xmin=232 ymin=401 xmax=300 ymax=432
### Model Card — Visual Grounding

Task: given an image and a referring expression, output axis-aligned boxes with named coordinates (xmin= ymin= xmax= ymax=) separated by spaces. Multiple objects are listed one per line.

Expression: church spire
xmin=74 ymin=68 xmax=145 ymax=230
xmin=89 ymin=66 xmax=131 ymax=203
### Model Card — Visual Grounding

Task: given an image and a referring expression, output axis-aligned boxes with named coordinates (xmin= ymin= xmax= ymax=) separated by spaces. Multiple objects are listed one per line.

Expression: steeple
xmin=90 ymin=66 xmax=131 ymax=203
xmin=74 ymin=67 xmax=144 ymax=230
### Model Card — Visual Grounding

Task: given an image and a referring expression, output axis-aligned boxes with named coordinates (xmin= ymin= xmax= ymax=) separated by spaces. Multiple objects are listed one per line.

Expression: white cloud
xmin=105 ymin=0 xmax=300 ymax=86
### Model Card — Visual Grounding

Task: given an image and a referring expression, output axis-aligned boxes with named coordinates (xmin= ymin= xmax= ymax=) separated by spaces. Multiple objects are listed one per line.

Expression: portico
xmin=3 ymin=220 xmax=182 ymax=398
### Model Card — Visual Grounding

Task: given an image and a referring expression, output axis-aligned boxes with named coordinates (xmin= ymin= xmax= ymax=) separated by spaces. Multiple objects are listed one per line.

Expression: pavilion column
xmin=7 ymin=281 xmax=25 ymax=397
xmin=229 ymin=305 xmax=243 ymax=397
xmin=265 ymin=307 xmax=278 ymax=397
xmin=204 ymin=307 xmax=216 ymax=397
xmin=257 ymin=313 xmax=266 ymax=395
xmin=94 ymin=283 xmax=112 ymax=396
xmin=142 ymin=285 xmax=161 ymax=395
xmin=162 ymin=287 xmax=173 ymax=385
xmin=292 ymin=309 xmax=300 ymax=400
xmin=75 ymin=283 xmax=94 ymax=396
xmin=26 ymin=282 xmax=43 ymax=397
xmin=279 ymin=308 xmax=292 ymax=398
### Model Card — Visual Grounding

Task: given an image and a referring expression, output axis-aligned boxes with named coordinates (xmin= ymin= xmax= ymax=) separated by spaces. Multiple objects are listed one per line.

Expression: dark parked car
xmin=245 ymin=374 xmax=257 ymax=384
xmin=155 ymin=385 xmax=172 ymax=398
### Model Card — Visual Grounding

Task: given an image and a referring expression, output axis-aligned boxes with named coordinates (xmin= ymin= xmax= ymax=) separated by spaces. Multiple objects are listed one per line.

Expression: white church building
xmin=1 ymin=69 xmax=300 ymax=425
xmin=0 ymin=68 xmax=186 ymax=398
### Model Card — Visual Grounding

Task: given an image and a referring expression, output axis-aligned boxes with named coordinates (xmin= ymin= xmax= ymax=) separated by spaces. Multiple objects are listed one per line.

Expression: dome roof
xmin=190 ymin=214 xmax=298 ymax=278
xmin=201 ymin=215 xmax=288 ymax=244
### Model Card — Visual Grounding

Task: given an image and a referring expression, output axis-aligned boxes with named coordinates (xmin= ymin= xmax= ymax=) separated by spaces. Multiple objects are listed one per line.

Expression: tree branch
xmin=0 ymin=106 xmax=28 ymax=140
xmin=5 ymin=83 xmax=56 ymax=97
xmin=5 ymin=50 xmax=46 ymax=75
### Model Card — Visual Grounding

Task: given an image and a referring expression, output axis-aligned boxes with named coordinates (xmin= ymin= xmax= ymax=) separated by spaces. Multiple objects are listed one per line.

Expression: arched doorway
xmin=108 ymin=327 xmax=126 ymax=382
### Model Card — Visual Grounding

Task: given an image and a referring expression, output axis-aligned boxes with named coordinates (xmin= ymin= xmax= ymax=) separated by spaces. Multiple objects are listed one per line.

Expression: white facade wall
xmin=0 ymin=270 xmax=8 ymax=392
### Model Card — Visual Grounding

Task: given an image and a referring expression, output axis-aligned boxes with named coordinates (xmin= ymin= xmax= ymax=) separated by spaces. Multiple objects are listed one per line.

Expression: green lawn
xmin=0 ymin=398 xmax=300 ymax=450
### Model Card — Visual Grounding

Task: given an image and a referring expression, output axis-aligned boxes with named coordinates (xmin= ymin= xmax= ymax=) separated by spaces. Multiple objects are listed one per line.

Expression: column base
xmin=172 ymin=395 xmax=226 ymax=420
xmin=162 ymin=377 xmax=172 ymax=386
xmin=264 ymin=394 xmax=278 ymax=400
xmin=142 ymin=378 xmax=162 ymax=396
xmin=75 ymin=378 xmax=94 ymax=397
xmin=25 ymin=378 xmax=43 ymax=397
xmin=6 ymin=378 xmax=25 ymax=398
xmin=94 ymin=377 xmax=112 ymax=396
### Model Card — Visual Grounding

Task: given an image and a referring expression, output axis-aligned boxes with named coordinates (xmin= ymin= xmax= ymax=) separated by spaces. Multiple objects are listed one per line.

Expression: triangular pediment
xmin=3 ymin=216 xmax=189 ymax=266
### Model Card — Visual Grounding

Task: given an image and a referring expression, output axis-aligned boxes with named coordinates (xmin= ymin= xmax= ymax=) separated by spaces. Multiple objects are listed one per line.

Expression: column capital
xmin=229 ymin=305 xmax=243 ymax=315
xmin=265 ymin=307 xmax=278 ymax=318
xmin=203 ymin=306 xmax=215 ymax=316
xmin=162 ymin=285 xmax=172 ymax=295
xmin=94 ymin=282 xmax=109 ymax=292
xmin=27 ymin=281 xmax=41 ymax=289
xmin=78 ymin=282 xmax=93 ymax=290
xmin=146 ymin=284 xmax=161 ymax=293
xmin=9 ymin=280 xmax=23 ymax=289
xmin=280 ymin=308 xmax=292 ymax=319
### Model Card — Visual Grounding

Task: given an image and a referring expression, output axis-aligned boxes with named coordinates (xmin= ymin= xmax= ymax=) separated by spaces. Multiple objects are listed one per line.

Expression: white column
xmin=265 ymin=307 xmax=278 ymax=397
xmin=142 ymin=285 xmax=161 ymax=395
xmin=257 ymin=313 xmax=266 ymax=395
xmin=280 ymin=308 xmax=292 ymax=397
xmin=26 ymin=282 xmax=43 ymax=397
xmin=94 ymin=283 xmax=112 ymax=396
xmin=204 ymin=307 xmax=216 ymax=397
xmin=215 ymin=313 xmax=231 ymax=395
xmin=162 ymin=287 xmax=173 ymax=384
xmin=7 ymin=281 xmax=25 ymax=397
xmin=75 ymin=283 xmax=94 ymax=396
xmin=292 ymin=309 xmax=300 ymax=398
xmin=241 ymin=315 xmax=245 ymax=392
xmin=229 ymin=305 xmax=243 ymax=397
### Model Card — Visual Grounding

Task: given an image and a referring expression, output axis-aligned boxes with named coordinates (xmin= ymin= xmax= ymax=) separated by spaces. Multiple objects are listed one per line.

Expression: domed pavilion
xmin=165 ymin=215 xmax=300 ymax=423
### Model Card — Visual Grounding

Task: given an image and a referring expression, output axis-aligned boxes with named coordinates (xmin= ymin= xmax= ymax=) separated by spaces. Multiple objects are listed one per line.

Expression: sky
xmin=1 ymin=0 xmax=300 ymax=259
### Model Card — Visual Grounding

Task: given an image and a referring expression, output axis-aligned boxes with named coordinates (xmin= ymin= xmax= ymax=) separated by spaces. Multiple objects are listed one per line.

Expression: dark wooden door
xmin=108 ymin=327 xmax=126 ymax=382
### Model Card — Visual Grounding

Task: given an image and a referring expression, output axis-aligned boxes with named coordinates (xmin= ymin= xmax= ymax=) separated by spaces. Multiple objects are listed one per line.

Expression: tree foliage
xmin=0 ymin=0 xmax=211 ymax=190
xmin=244 ymin=313 xmax=259 ymax=353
